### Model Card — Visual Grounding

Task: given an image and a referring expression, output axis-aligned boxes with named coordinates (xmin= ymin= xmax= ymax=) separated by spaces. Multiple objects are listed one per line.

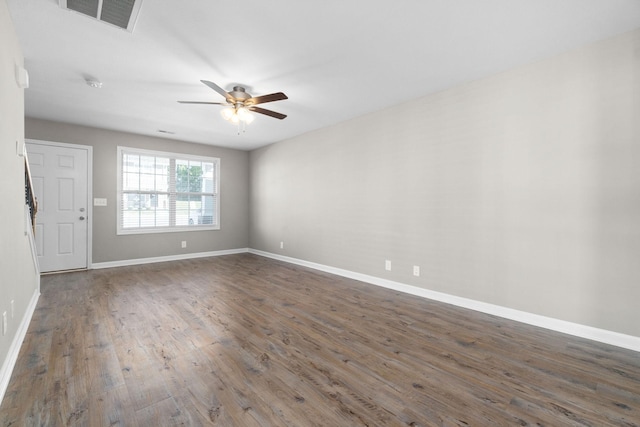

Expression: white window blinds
xmin=117 ymin=146 xmax=219 ymax=234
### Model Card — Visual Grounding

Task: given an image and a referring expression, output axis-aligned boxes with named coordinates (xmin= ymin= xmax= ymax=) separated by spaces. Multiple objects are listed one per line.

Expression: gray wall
xmin=0 ymin=0 xmax=39 ymax=382
xmin=250 ymin=29 xmax=640 ymax=337
xmin=26 ymin=119 xmax=250 ymax=263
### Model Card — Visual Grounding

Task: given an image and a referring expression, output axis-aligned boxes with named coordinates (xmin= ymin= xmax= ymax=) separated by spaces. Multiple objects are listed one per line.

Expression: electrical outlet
xmin=280 ymin=241 xmax=284 ymax=249
xmin=385 ymin=260 xmax=392 ymax=271
xmin=2 ymin=311 xmax=6 ymax=336
xmin=181 ymin=241 xmax=187 ymax=248
xmin=413 ymin=266 xmax=420 ymax=277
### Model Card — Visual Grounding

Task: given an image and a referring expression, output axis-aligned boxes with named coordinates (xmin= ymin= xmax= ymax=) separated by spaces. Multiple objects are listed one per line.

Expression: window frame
xmin=116 ymin=146 xmax=220 ymax=235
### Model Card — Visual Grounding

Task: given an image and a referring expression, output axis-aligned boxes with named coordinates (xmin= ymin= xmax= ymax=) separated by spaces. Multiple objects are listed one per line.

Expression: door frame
xmin=26 ymin=139 xmax=93 ymax=270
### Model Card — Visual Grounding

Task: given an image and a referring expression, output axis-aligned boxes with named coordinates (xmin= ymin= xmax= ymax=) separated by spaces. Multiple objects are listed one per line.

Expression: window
xmin=117 ymin=146 xmax=220 ymax=234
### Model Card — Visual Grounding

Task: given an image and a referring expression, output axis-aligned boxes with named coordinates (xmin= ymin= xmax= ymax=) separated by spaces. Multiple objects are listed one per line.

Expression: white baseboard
xmin=0 ymin=288 xmax=40 ymax=405
xmin=249 ymin=249 xmax=640 ymax=353
xmin=91 ymin=248 xmax=249 ymax=270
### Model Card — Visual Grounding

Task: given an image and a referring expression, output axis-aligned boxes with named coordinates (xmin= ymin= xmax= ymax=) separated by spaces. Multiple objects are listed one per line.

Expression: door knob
xmin=79 ymin=216 xmax=86 ymax=220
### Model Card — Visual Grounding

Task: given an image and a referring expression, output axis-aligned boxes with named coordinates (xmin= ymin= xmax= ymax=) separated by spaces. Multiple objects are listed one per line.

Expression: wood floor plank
xmin=1 ymin=253 xmax=639 ymax=426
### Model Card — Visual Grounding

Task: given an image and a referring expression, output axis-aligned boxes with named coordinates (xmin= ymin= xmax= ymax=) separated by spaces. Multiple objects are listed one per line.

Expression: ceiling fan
xmin=178 ymin=80 xmax=288 ymax=125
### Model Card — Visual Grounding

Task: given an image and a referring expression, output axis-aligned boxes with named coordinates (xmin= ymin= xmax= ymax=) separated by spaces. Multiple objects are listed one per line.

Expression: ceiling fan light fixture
xmin=221 ymin=106 xmax=254 ymax=126
xmin=236 ymin=107 xmax=251 ymax=121
xmin=221 ymin=107 xmax=235 ymax=121
xmin=243 ymin=112 xmax=255 ymax=124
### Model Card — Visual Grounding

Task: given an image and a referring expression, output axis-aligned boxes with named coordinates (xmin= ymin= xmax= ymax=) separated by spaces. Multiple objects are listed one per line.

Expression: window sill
xmin=117 ymin=225 xmax=220 ymax=235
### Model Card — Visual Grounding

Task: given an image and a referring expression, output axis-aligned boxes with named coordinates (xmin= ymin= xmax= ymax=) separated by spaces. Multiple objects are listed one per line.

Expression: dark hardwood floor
xmin=1 ymin=253 xmax=639 ymax=426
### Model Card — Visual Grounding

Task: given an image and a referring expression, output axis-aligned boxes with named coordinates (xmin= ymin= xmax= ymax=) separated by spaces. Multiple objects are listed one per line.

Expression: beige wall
xmin=250 ymin=29 xmax=640 ymax=337
xmin=0 ymin=0 xmax=40 ymax=383
xmin=25 ymin=119 xmax=250 ymax=263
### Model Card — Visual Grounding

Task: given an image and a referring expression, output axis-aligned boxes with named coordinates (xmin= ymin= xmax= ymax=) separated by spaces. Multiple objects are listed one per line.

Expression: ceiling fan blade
xmin=249 ymin=106 xmax=287 ymax=120
xmin=200 ymin=80 xmax=234 ymax=102
xmin=245 ymin=92 xmax=288 ymax=106
xmin=178 ymin=101 xmax=226 ymax=105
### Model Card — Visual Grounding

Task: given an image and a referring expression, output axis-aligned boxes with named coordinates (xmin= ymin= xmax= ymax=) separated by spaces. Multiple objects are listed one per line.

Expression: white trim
xmin=91 ymin=248 xmax=249 ymax=269
xmin=25 ymin=139 xmax=93 ymax=271
xmin=248 ymin=249 xmax=640 ymax=353
xmin=126 ymin=0 xmax=145 ymax=32
xmin=0 ymin=288 xmax=40 ymax=405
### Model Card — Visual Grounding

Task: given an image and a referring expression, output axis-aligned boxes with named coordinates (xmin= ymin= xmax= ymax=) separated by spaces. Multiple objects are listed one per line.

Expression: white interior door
xmin=26 ymin=141 xmax=90 ymax=272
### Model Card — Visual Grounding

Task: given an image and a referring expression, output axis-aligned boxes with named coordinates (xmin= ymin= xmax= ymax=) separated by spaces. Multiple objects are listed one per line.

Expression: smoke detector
xmin=59 ymin=0 xmax=144 ymax=32
xmin=85 ymin=79 xmax=102 ymax=88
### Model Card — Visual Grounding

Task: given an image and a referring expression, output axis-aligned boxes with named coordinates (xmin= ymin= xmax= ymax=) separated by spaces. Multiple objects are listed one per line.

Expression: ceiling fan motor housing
xmin=230 ymin=86 xmax=251 ymax=102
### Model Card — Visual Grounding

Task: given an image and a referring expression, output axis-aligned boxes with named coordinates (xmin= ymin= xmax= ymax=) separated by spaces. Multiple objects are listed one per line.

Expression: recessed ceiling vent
xmin=59 ymin=0 xmax=143 ymax=32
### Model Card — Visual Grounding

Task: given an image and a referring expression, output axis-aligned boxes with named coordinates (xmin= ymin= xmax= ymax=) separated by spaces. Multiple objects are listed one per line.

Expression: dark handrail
xmin=24 ymin=155 xmax=38 ymax=234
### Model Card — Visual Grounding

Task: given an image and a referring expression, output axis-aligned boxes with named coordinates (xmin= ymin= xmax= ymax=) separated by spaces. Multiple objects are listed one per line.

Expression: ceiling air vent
xmin=59 ymin=0 xmax=143 ymax=32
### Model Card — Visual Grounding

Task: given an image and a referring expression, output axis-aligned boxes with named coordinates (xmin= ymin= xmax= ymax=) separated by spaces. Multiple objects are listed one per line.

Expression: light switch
xmin=94 ymin=198 xmax=107 ymax=206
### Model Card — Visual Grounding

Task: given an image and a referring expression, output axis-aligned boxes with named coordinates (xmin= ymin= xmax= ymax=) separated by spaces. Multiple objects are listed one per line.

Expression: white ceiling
xmin=7 ymin=0 xmax=640 ymax=151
